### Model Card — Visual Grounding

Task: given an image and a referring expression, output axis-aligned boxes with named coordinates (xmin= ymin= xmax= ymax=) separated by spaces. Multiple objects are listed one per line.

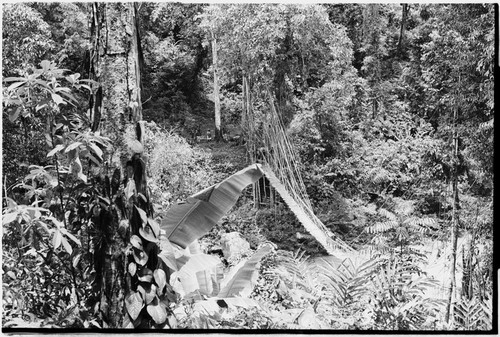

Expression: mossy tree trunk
xmin=90 ymin=2 xmax=143 ymax=328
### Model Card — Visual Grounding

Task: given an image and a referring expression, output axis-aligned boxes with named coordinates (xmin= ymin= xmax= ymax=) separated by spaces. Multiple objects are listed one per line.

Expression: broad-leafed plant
xmin=122 ymin=164 xmax=275 ymax=328
xmin=2 ymin=60 xmax=109 ymax=328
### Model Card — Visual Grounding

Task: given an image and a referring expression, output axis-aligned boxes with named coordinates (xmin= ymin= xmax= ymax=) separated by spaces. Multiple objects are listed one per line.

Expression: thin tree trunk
xmin=362 ymin=4 xmax=380 ymax=41
xmin=242 ymin=74 xmax=255 ymax=162
xmin=397 ymin=4 xmax=409 ymax=52
xmin=212 ymin=37 xmax=222 ymax=141
xmin=445 ymin=93 xmax=460 ymax=324
xmin=461 ymin=200 xmax=478 ymax=301
xmin=274 ymin=28 xmax=292 ymax=121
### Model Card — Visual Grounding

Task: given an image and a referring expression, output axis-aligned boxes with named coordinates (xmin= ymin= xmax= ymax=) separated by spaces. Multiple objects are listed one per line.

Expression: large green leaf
xmin=146 ymin=296 xmax=167 ymax=325
xmin=217 ymin=244 xmax=272 ymax=298
xmin=138 ymin=267 xmax=153 ymax=283
xmin=160 ymin=164 xmax=263 ymax=248
xmin=137 ymin=283 xmax=157 ymax=305
xmin=170 ymin=254 xmax=222 ymax=297
xmin=125 ymin=291 xmax=144 ymax=321
xmin=195 ymin=269 xmax=216 ymax=296
xmin=154 ymin=269 xmax=167 ymax=295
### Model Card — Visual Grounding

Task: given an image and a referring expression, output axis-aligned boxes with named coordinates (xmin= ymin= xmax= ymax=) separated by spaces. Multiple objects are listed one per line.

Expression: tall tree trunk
xmin=242 ymin=74 xmax=255 ymax=161
xmin=92 ymin=2 xmax=142 ymax=168
xmin=212 ymin=37 xmax=222 ymax=141
xmin=397 ymin=4 xmax=409 ymax=52
xmin=445 ymin=92 xmax=460 ymax=324
xmin=362 ymin=4 xmax=381 ymax=119
xmin=362 ymin=4 xmax=379 ymax=41
xmin=91 ymin=2 xmax=143 ymax=328
xmin=274 ymin=25 xmax=292 ymax=123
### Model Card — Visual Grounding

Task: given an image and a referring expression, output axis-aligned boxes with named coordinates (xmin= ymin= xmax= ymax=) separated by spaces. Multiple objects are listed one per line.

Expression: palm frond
xmin=480 ymin=297 xmax=493 ymax=329
xmin=455 ymin=297 xmax=491 ymax=330
xmin=270 ymin=250 xmax=315 ymax=294
xmin=316 ymin=255 xmax=382 ymax=306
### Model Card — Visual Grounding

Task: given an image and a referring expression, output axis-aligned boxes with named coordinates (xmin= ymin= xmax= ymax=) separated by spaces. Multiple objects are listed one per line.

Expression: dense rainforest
xmin=1 ymin=3 xmax=496 ymax=331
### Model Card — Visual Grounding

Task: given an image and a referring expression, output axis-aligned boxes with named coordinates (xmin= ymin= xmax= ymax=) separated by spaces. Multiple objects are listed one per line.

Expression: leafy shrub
xmin=2 ymin=61 xmax=110 ymax=328
xmin=317 ymin=252 xmax=445 ymax=330
xmin=129 ymin=122 xmax=214 ymax=209
xmin=364 ymin=198 xmax=439 ymax=254
xmin=220 ymin=89 xmax=243 ymax=128
xmin=268 ymin=250 xmax=323 ymax=306
xmin=366 ymin=255 xmax=445 ymax=330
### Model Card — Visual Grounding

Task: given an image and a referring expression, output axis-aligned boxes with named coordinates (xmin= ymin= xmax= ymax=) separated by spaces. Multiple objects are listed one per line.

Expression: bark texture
xmin=92 ymin=2 xmax=143 ymax=167
xmin=91 ymin=2 xmax=143 ymax=328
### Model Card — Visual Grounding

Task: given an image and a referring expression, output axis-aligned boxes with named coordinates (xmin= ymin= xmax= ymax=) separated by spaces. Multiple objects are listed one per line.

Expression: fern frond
xmin=395 ymin=226 xmax=410 ymax=241
xmin=317 ymin=255 xmax=381 ymax=306
xmin=378 ymin=208 xmax=397 ymax=221
xmin=370 ymin=234 xmax=389 ymax=248
xmin=372 ymin=168 xmax=390 ymax=184
xmin=316 ymin=265 xmax=349 ymax=306
xmin=357 ymin=256 xmax=385 ymax=276
xmin=418 ymin=217 xmax=439 ymax=229
xmin=366 ymin=220 xmax=398 ymax=234
xmin=337 ymin=258 xmax=356 ymax=279
xmin=405 ymin=298 xmax=446 ymax=330
xmin=403 ymin=216 xmax=439 ymax=235
xmin=363 ymin=243 xmax=392 ymax=255
xmin=478 ymin=119 xmax=493 ymax=131
xmin=272 ymin=249 xmax=321 ymax=295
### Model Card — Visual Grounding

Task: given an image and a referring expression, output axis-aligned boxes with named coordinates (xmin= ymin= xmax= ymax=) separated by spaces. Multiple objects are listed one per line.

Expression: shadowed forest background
xmin=1 ymin=3 xmax=495 ymax=330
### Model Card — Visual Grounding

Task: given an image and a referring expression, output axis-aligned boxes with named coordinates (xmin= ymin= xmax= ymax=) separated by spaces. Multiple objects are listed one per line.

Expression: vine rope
xmin=246 ymin=91 xmax=353 ymax=253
